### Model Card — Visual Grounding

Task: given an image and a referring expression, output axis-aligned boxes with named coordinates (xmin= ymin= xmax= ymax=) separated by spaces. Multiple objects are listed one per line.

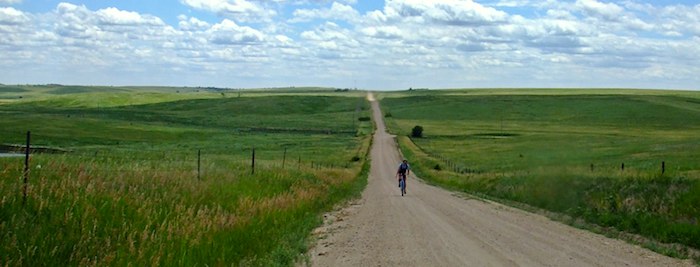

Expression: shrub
xmin=411 ymin=125 xmax=423 ymax=138
xmin=358 ymin=116 xmax=371 ymax=121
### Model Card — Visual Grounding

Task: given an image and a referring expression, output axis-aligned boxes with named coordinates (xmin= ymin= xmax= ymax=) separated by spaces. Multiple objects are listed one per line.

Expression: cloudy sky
xmin=0 ymin=0 xmax=699 ymax=90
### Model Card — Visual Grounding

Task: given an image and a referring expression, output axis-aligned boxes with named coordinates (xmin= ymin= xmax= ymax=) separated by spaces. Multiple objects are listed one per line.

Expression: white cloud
xmin=546 ymin=9 xmax=575 ymax=20
xmin=290 ymin=0 xmax=357 ymax=4
xmin=572 ymin=0 xmax=654 ymax=33
xmin=181 ymin=0 xmax=255 ymax=13
xmin=299 ymin=23 xmax=359 ymax=58
xmin=490 ymin=0 xmax=532 ymax=8
xmin=95 ymin=7 xmax=164 ymax=26
xmin=361 ymin=26 xmax=403 ymax=39
xmin=180 ymin=0 xmax=275 ymax=22
xmin=575 ymin=0 xmax=624 ymax=21
xmin=291 ymin=2 xmax=360 ymax=23
xmin=0 ymin=7 xmax=38 ymax=49
xmin=51 ymin=3 xmax=176 ymax=44
xmin=207 ymin=19 xmax=265 ymax=44
xmin=54 ymin=3 xmax=99 ymax=39
xmin=179 ymin=16 xmax=211 ymax=31
xmin=298 ymin=22 xmax=364 ymax=62
xmin=0 ymin=7 xmax=29 ymax=25
xmin=383 ymin=0 xmax=509 ymax=26
xmin=658 ymin=4 xmax=700 ymax=36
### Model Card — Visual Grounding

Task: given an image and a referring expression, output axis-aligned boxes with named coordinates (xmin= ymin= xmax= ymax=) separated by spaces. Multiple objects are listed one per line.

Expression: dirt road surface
xmin=308 ymin=93 xmax=692 ymax=267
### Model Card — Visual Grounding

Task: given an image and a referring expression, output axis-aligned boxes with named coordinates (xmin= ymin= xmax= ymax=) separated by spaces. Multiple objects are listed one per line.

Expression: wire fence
xmin=406 ymin=136 xmax=672 ymax=176
xmin=1 ymin=131 xmax=366 ymax=205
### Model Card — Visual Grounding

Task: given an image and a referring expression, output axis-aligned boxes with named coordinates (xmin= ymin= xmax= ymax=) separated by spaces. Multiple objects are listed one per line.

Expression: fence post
xmin=251 ymin=147 xmax=256 ymax=175
xmin=621 ymin=163 xmax=625 ymax=171
xmin=298 ymin=155 xmax=301 ymax=170
xmin=282 ymin=147 xmax=287 ymax=169
xmin=197 ymin=149 xmax=201 ymax=180
xmin=662 ymin=161 xmax=665 ymax=174
xmin=22 ymin=131 xmax=30 ymax=206
xmin=590 ymin=163 xmax=594 ymax=172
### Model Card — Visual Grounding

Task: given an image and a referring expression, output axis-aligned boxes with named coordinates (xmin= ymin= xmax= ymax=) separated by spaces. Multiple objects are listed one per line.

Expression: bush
xmin=384 ymin=112 xmax=392 ymax=118
xmin=411 ymin=125 xmax=424 ymax=138
xmin=358 ymin=116 xmax=371 ymax=121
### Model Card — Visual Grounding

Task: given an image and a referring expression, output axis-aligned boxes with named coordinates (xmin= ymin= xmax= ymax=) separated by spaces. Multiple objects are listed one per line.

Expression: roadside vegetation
xmin=0 ymin=85 xmax=372 ymax=266
xmin=381 ymin=89 xmax=700 ymax=261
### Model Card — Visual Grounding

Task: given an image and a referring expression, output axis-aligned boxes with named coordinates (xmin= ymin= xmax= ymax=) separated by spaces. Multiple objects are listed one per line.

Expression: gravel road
xmin=307 ymin=93 xmax=692 ymax=267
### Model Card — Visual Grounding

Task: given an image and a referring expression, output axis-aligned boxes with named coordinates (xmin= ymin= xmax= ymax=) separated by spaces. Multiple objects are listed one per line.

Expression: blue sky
xmin=1 ymin=0 xmax=699 ymax=90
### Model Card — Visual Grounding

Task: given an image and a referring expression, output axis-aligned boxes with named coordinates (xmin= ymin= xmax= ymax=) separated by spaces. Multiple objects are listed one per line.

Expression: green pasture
xmin=0 ymin=85 xmax=372 ymax=266
xmin=381 ymin=89 xmax=700 ymax=259
xmin=0 ymin=85 xmax=370 ymax=159
xmin=0 ymin=85 xmax=365 ymax=107
xmin=383 ymin=92 xmax=700 ymax=173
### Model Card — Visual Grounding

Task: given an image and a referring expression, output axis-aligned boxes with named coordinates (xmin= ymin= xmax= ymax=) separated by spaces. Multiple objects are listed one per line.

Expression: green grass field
xmin=381 ymin=89 xmax=700 ymax=259
xmin=0 ymin=85 xmax=372 ymax=266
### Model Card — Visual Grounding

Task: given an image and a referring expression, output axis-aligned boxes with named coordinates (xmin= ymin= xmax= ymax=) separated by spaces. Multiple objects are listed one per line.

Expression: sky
xmin=0 ymin=0 xmax=699 ymax=90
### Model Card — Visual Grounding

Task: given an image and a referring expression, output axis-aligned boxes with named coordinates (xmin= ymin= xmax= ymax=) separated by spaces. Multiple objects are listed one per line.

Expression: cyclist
xmin=397 ymin=160 xmax=410 ymax=195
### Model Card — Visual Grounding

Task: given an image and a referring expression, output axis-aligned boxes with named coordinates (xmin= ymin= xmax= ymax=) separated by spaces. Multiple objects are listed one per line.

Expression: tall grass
xmin=0 ymin=148 xmax=369 ymax=265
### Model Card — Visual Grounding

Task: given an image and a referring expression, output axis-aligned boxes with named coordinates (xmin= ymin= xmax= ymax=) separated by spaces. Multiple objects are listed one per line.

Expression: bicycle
xmin=398 ymin=173 xmax=406 ymax=196
xmin=397 ymin=160 xmax=410 ymax=197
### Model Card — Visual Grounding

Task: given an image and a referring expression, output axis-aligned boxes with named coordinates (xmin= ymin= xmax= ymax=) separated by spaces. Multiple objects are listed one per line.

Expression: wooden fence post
xmin=621 ymin=163 xmax=625 ymax=171
xmin=251 ymin=147 xmax=256 ymax=175
xmin=22 ymin=131 xmax=30 ymax=206
xmin=282 ymin=147 xmax=287 ymax=169
xmin=197 ymin=149 xmax=201 ymax=180
xmin=662 ymin=161 xmax=665 ymax=174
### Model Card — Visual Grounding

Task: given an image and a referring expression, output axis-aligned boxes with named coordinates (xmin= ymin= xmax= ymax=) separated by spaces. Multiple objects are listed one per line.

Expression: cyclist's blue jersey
xmin=398 ymin=163 xmax=410 ymax=174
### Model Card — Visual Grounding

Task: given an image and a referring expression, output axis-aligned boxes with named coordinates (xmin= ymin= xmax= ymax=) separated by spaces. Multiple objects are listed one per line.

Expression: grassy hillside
xmin=381 ymin=89 xmax=700 ymax=260
xmin=0 ymin=85 xmax=372 ymax=266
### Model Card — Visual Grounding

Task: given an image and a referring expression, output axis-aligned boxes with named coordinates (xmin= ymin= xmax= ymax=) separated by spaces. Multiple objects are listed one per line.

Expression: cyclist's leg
xmin=401 ymin=174 xmax=407 ymax=194
xmin=403 ymin=174 xmax=407 ymax=192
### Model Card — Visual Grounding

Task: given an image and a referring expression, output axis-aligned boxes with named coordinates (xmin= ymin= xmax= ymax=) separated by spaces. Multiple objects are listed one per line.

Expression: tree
xmin=411 ymin=125 xmax=423 ymax=138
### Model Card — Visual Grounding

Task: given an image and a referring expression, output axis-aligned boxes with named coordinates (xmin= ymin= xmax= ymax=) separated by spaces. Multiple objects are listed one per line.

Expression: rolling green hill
xmin=382 ymin=89 xmax=700 ymax=260
xmin=0 ymin=85 xmax=372 ymax=266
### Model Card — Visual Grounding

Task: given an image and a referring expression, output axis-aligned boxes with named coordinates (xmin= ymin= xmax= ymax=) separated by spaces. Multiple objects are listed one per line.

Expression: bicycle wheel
xmin=403 ymin=179 xmax=407 ymax=195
